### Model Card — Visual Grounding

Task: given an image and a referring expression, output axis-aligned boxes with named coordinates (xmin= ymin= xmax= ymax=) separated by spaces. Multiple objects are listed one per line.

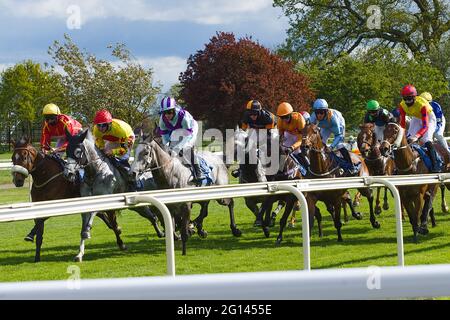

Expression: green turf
xmin=1 ymin=180 xmax=450 ymax=285
xmin=0 ymin=152 xmax=12 ymax=160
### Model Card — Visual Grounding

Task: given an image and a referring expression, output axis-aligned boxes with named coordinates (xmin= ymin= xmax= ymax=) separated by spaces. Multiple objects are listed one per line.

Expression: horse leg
xmin=193 ymin=202 xmax=209 ymax=238
xmin=75 ymin=212 xmax=96 ymax=262
xmin=360 ymin=188 xmax=380 ymax=229
xmin=134 ymin=206 xmax=165 ymax=238
xmin=25 ymin=220 xmax=38 ymax=242
xmin=375 ymin=187 xmax=382 ymax=215
xmin=343 ymin=194 xmax=363 ymax=220
xmin=276 ymin=196 xmax=296 ymax=245
xmin=271 ymin=200 xmax=285 ymax=227
xmin=245 ymin=198 xmax=260 ymax=218
xmin=181 ymin=206 xmax=191 ymax=256
xmin=341 ymin=196 xmax=349 ymax=223
xmin=225 ymin=198 xmax=241 ymax=237
xmin=353 ymin=191 xmax=362 ymax=207
xmin=332 ymin=198 xmax=343 ymax=242
xmin=383 ymin=187 xmax=390 ymax=211
xmin=440 ymin=184 xmax=449 ymax=214
xmin=34 ymin=219 xmax=45 ymax=263
xmin=106 ymin=211 xmax=127 ymax=250
xmin=403 ymin=198 xmax=419 ymax=243
xmin=315 ymin=206 xmax=323 ymax=238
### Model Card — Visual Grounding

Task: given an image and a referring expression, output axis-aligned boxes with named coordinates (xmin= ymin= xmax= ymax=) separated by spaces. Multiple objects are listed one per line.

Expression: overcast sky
xmin=0 ymin=0 xmax=289 ymax=92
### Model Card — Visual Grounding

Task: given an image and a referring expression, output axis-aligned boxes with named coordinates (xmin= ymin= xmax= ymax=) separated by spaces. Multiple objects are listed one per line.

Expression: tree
xmin=48 ymin=34 xmax=160 ymax=127
xmin=299 ymin=48 xmax=449 ymax=129
xmin=179 ymin=32 xmax=314 ymax=131
xmin=274 ymin=0 xmax=450 ymax=63
xmin=0 ymin=60 xmax=66 ymax=140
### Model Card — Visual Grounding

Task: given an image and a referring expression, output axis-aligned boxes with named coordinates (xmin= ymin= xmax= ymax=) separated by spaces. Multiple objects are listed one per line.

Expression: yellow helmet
xmin=42 ymin=103 xmax=61 ymax=116
xmin=276 ymin=102 xmax=294 ymax=117
xmin=420 ymin=92 xmax=432 ymax=102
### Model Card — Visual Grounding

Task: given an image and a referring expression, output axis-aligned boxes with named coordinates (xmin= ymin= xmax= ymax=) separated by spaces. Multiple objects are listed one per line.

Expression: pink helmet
xmin=94 ymin=109 xmax=113 ymax=124
xmin=401 ymin=85 xmax=417 ymax=97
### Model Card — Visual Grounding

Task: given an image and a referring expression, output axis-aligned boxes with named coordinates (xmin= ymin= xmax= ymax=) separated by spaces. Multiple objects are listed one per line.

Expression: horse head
xmin=64 ymin=128 xmax=89 ymax=183
xmin=130 ymin=134 xmax=159 ymax=179
xmin=11 ymin=136 xmax=38 ymax=187
xmin=302 ymin=124 xmax=323 ymax=152
xmin=358 ymin=123 xmax=377 ymax=158
xmin=380 ymin=122 xmax=404 ymax=157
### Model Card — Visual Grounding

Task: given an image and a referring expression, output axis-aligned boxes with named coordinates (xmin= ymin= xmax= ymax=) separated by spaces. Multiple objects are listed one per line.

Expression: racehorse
xmin=380 ymin=122 xmax=441 ymax=241
xmin=130 ymin=133 xmax=240 ymax=255
xmin=302 ymin=124 xmax=378 ymax=242
xmin=234 ymin=128 xmax=286 ymax=227
xmin=358 ymin=123 xmax=395 ymax=215
xmin=10 ymin=136 xmax=125 ymax=262
xmin=63 ymin=129 xmax=165 ymax=262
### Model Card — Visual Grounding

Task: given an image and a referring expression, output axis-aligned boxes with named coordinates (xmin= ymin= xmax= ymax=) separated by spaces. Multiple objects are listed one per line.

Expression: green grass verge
xmin=1 ymin=183 xmax=450 ymax=285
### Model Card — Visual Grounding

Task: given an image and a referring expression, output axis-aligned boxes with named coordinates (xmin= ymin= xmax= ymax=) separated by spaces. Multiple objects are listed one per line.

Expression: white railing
xmin=0 ymin=162 xmax=12 ymax=170
xmin=1 ymin=174 xmax=450 ymax=276
xmin=1 ymin=264 xmax=450 ymax=300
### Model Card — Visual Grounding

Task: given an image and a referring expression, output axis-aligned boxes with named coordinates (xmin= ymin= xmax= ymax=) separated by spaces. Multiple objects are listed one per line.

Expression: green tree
xmin=299 ymin=48 xmax=449 ymax=129
xmin=274 ymin=0 xmax=450 ymax=63
xmin=48 ymin=34 xmax=160 ymax=127
xmin=0 ymin=60 xmax=66 ymax=140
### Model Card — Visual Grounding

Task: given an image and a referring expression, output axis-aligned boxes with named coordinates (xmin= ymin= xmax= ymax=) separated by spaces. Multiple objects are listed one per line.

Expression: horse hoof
xmin=74 ymin=256 xmax=82 ymax=263
xmin=24 ymin=235 xmax=34 ymax=243
xmin=375 ymin=207 xmax=382 ymax=216
xmin=443 ymin=206 xmax=449 ymax=214
xmin=372 ymin=221 xmax=381 ymax=229
xmin=254 ymin=220 xmax=263 ymax=227
xmin=120 ymin=245 xmax=128 ymax=251
xmin=263 ymin=227 xmax=270 ymax=238
xmin=353 ymin=212 xmax=363 ymax=220
xmin=418 ymin=227 xmax=429 ymax=235
xmin=383 ymin=203 xmax=389 ymax=211
xmin=232 ymin=229 xmax=242 ymax=237
xmin=81 ymin=231 xmax=91 ymax=240
xmin=198 ymin=230 xmax=208 ymax=239
xmin=157 ymin=232 xmax=165 ymax=238
xmin=275 ymin=238 xmax=282 ymax=245
xmin=288 ymin=223 xmax=295 ymax=228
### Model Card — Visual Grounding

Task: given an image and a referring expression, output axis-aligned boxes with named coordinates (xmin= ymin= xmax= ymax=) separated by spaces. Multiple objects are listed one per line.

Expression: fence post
xmin=273 ymin=184 xmax=310 ymax=271
xmin=126 ymin=195 xmax=176 ymax=276
xmin=365 ymin=177 xmax=404 ymax=266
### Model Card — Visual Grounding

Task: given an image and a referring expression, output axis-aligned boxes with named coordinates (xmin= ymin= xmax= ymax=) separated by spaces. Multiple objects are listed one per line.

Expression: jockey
xmin=420 ymin=92 xmax=449 ymax=152
xmin=241 ymin=100 xmax=276 ymax=130
xmin=309 ymin=98 xmax=358 ymax=175
xmin=93 ymin=109 xmax=135 ymax=172
xmin=40 ymin=103 xmax=82 ymax=156
xmin=364 ymin=100 xmax=396 ymax=141
xmin=299 ymin=111 xmax=311 ymax=125
xmin=158 ymin=96 xmax=205 ymax=182
xmin=399 ymin=85 xmax=440 ymax=172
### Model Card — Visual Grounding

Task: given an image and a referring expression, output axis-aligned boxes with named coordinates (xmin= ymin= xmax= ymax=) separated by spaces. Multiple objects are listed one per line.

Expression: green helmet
xmin=366 ymin=100 xmax=380 ymax=111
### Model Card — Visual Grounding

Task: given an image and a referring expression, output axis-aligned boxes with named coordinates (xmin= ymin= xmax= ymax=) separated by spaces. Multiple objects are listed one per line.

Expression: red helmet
xmin=94 ymin=109 xmax=113 ymax=124
xmin=401 ymin=85 xmax=417 ymax=97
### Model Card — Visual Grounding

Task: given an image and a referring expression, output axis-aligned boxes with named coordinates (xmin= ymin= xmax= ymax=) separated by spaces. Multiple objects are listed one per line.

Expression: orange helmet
xmin=276 ymin=102 xmax=293 ymax=117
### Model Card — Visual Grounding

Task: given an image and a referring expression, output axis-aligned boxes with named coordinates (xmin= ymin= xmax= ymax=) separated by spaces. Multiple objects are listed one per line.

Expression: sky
xmin=0 ymin=0 xmax=289 ymax=92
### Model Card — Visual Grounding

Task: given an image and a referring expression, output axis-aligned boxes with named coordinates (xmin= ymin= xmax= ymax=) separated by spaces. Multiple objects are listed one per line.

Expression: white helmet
xmin=160 ymin=96 xmax=176 ymax=113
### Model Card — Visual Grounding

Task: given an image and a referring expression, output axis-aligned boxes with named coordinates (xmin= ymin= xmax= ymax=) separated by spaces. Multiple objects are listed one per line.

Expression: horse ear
xmin=80 ymin=128 xmax=88 ymax=141
xmin=65 ymin=127 xmax=73 ymax=140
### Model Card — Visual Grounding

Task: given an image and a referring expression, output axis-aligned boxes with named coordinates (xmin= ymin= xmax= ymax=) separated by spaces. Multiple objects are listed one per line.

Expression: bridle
xmin=136 ymin=140 xmax=172 ymax=173
xmin=381 ymin=123 xmax=417 ymax=173
xmin=11 ymin=145 xmax=45 ymax=176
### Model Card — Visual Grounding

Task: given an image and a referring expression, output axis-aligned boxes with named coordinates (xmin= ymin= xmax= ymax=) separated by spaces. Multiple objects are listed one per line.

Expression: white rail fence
xmin=1 ymin=174 xmax=450 ymax=277
xmin=2 ymin=264 xmax=450 ymax=300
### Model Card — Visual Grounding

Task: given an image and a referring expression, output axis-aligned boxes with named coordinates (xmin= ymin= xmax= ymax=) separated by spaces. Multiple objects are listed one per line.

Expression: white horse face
xmin=130 ymin=142 xmax=153 ymax=177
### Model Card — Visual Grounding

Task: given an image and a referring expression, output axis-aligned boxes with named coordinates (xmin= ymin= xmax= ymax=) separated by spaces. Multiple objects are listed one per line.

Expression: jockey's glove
xmin=407 ymin=136 xmax=418 ymax=145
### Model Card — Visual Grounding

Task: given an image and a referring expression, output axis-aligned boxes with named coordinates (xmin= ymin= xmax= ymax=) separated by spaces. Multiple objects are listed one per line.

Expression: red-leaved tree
xmin=179 ymin=32 xmax=315 ymax=131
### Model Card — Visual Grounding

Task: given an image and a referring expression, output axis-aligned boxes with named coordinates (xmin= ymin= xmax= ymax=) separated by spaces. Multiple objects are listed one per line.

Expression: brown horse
xmin=380 ymin=122 xmax=440 ymax=241
xmin=10 ymin=136 xmax=125 ymax=262
xmin=358 ymin=123 xmax=396 ymax=215
xmin=302 ymin=124 xmax=378 ymax=242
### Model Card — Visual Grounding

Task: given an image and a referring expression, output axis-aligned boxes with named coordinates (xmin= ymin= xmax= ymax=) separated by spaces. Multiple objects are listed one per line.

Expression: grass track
xmin=1 ymin=174 xmax=450 ymax=283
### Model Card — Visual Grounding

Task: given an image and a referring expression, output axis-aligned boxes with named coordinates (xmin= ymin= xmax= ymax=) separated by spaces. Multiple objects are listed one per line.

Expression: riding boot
xmin=425 ymin=141 xmax=441 ymax=173
xmin=190 ymin=149 xmax=206 ymax=182
xmin=339 ymin=147 xmax=358 ymax=176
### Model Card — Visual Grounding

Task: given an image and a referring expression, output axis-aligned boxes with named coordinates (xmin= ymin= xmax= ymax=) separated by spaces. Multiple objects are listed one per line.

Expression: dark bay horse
xmin=380 ymin=122 xmax=441 ymax=241
xmin=10 ymin=137 xmax=124 ymax=262
xmin=302 ymin=124 xmax=378 ymax=242
xmin=358 ymin=123 xmax=396 ymax=215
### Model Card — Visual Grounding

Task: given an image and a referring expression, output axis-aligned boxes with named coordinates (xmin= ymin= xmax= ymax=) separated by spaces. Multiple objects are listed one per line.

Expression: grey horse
xmin=63 ymin=129 xmax=164 ymax=262
xmin=130 ymin=134 xmax=241 ymax=255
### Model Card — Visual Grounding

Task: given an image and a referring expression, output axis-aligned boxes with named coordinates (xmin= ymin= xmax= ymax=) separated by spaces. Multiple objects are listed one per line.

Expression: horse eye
xmin=74 ymin=148 xmax=82 ymax=159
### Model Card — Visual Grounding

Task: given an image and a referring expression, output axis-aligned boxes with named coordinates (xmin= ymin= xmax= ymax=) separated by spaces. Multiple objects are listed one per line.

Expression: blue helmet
xmin=313 ymin=99 xmax=329 ymax=110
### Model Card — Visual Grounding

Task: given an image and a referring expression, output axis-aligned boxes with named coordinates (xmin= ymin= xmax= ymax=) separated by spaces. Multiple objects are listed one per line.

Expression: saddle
xmin=330 ymin=150 xmax=361 ymax=176
xmin=411 ymin=144 xmax=444 ymax=173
